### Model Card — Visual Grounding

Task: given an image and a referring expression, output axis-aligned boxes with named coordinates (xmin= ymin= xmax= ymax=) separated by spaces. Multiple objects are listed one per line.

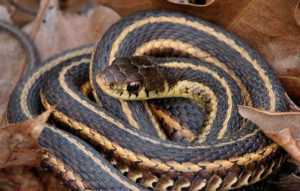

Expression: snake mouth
xmin=96 ymin=73 xmax=124 ymax=97
xmin=96 ymin=75 xmax=143 ymax=100
xmin=96 ymin=72 xmax=144 ymax=100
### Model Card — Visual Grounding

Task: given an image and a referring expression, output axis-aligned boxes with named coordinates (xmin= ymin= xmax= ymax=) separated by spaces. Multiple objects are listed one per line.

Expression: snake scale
xmin=7 ymin=10 xmax=289 ymax=191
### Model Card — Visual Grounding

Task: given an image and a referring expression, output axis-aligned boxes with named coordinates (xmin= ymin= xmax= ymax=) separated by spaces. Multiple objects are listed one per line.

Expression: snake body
xmin=7 ymin=10 xmax=289 ymax=190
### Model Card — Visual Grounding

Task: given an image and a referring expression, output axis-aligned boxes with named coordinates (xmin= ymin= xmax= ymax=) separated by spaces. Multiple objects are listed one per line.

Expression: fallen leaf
xmin=223 ymin=0 xmax=300 ymax=78
xmin=0 ymin=167 xmax=42 ymax=191
xmin=95 ymin=0 xmax=172 ymax=17
xmin=286 ymin=158 xmax=300 ymax=174
xmin=23 ymin=0 xmax=121 ymax=60
xmin=238 ymin=105 xmax=300 ymax=162
xmin=0 ymin=6 xmax=29 ymax=125
xmin=284 ymin=92 xmax=300 ymax=112
xmin=0 ymin=167 xmax=68 ymax=191
xmin=166 ymin=0 xmax=215 ymax=7
xmin=273 ymin=174 xmax=300 ymax=191
xmin=60 ymin=0 xmax=97 ymax=14
xmin=40 ymin=171 xmax=68 ymax=191
xmin=294 ymin=0 xmax=300 ymax=26
xmin=6 ymin=0 xmax=38 ymax=26
xmin=269 ymin=158 xmax=300 ymax=191
xmin=280 ymin=76 xmax=300 ymax=107
xmin=0 ymin=110 xmax=51 ymax=169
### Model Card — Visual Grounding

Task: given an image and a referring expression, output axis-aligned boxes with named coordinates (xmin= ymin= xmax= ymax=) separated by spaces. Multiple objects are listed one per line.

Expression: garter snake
xmin=7 ymin=10 xmax=289 ymax=191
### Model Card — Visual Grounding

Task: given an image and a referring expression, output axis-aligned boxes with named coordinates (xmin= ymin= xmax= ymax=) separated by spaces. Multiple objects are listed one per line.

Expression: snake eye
xmin=127 ymin=82 xmax=141 ymax=93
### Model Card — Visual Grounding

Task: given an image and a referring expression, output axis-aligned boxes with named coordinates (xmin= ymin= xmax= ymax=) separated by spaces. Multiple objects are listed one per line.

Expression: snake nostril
xmin=109 ymin=83 xmax=114 ymax=89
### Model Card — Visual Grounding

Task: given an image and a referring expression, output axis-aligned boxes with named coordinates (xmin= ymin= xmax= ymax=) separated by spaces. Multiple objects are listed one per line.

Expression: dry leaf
xmin=0 ymin=110 xmax=50 ymax=169
xmin=270 ymin=158 xmax=300 ymax=191
xmin=0 ymin=167 xmax=44 ymax=191
xmin=223 ymin=0 xmax=300 ymax=78
xmin=166 ymin=0 xmax=215 ymax=7
xmin=0 ymin=167 xmax=68 ymax=191
xmin=40 ymin=171 xmax=68 ymax=191
xmin=60 ymin=0 xmax=97 ymax=14
xmin=294 ymin=0 xmax=300 ymax=26
xmin=0 ymin=6 xmax=29 ymax=125
xmin=23 ymin=0 xmax=120 ymax=60
xmin=238 ymin=105 xmax=300 ymax=162
xmin=273 ymin=174 xmax=300 ymax=191
xmin=1 ymin=1 xmax=300 ymax=190
xmin=280 ymin=76 xmax=300 ymax=107
xmin=285 ymin=93 xmax=300 ymax=112
xmin=5 ymin=0 xmax=38 ymax=26
xmin=95 ymin=0 xmax=172 ymax=17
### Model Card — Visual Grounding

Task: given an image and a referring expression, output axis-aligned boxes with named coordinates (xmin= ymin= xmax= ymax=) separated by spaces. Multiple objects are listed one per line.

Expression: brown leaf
xmin=273 ymin=173 xmax=300 ymax=191
xmin=294 ymin=0 xmax=300 ymax=27
xmin=166 ymin=0 xmax=215 ymax=7
xmin=0 ymin=167 xmax=43 ymax=191
xmin=0 ymin=110 xmax=51 ymax=169
xmin=6 ymin=0 xmax=38 ymax=26
xmin=0 ymin=167 xmax=68 ymax=191
xmin=95 ymin=0 xmax=171 ymax=17
xmin=224 ymin=0 xmax=300 ymax=78
xmin=238 ymin=105 xmax=300 ymax=162
xmin=270 ymin=158 xmax=300 ymax=191
xmin=284 ymin=92 xmax=300 ymax=112
xmin=40 ymin=171 xmax=68 ymax=191
xmin=280 ymin=76 xmax=300 ymax=107
xmin=0 ymin=6 xmax=29 ymax=125
xmin=23 ymin=0 xmax=120 ymax=60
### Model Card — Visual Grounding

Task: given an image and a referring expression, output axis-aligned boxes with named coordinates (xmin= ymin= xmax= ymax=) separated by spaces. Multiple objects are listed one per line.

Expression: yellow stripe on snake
xmin=8 ymin=10 xmax=289 ymax=191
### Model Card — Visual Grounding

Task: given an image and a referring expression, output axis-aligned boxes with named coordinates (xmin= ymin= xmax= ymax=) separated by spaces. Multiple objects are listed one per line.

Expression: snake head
xmin=96 ymin=56 xmax=166 ymax=100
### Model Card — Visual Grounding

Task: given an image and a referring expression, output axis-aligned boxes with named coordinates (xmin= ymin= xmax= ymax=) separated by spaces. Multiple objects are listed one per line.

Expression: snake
xmin=7 ymin=10 xmax=289 ymax=191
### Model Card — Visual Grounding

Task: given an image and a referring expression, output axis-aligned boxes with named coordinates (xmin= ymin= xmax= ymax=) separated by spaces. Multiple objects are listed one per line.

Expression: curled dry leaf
xmin=238 ymin=105 xmax=300 ymax=162
xmin=0 ymin=110 xmax=51 ymax=169
xmin=23 ymin=0 xmax=121 ymax=60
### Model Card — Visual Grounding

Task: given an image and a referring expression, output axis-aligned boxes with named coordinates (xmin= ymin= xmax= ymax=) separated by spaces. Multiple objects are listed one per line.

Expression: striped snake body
xmin=8 ymin=10 xmax=289 ymax=190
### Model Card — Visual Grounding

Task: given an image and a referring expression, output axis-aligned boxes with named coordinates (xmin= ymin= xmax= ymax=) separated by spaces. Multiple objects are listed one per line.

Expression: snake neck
xmin=163 ymin=80 xmax=216 ymax=109
xmin=154 ymin=60 xmax=216 ymax=110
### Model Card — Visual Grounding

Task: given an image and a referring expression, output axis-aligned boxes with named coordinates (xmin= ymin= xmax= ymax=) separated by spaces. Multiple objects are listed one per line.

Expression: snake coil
xmin=8 ymin=10 xmax=288 ymax=191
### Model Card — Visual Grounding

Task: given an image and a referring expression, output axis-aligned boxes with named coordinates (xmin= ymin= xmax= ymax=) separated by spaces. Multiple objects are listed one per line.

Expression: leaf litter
xmin=2 ymin=0 xmax=300 ymax=190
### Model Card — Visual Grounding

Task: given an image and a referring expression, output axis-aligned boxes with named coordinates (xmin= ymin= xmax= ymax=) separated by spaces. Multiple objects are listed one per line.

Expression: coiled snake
xmin=7 ymin=10 xmax=289 ymax=191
